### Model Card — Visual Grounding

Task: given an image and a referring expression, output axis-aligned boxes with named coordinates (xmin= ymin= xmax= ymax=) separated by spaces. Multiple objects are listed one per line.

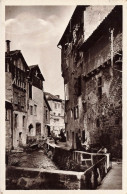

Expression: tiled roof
xmin=29 ymin=64 xmax=45 ymax=81
xmin=45 ymin=92 xmax=62 ymax=102
xmin=5 ymin=50 xmax=21 ymax=56
xmin=29 ymin=65 xmax=38 ymax=69
xmin=5 ymin=49 xmax=29 ymax=69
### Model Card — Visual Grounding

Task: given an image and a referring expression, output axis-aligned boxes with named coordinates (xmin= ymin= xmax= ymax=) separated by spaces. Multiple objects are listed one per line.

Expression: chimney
xmin=6 ymin=40 xmax=11 ymax=53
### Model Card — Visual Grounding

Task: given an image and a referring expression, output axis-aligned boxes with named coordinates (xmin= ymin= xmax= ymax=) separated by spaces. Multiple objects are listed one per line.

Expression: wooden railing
xmin=81 ymin=156 xmax=107 ymax=189
xmin=73 ymin=151 xmax=111 ymax=171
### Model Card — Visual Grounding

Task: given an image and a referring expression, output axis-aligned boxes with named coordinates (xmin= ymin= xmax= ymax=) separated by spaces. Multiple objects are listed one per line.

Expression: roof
xmin=29 ymin=65 xmax=38 ymax=69
xmin=5 ymin=50 xmax=20 ymax=56
xmin=80 ymin=5 xmax=122 ymax=51
xmin=44 ymin=93 xmax=52 ymax=111
xmin=5 ymin=50 xmax=29 ymax=69
xmin=57 ymin=5 xmax=88 ymax=46
xmin=44 ymin=92 xmax=62 ymax=102
xmin=29 ymin=64 xmax=45 ymax=81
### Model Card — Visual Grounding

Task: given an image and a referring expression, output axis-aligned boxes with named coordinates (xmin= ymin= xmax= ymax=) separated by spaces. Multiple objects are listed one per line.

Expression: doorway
xmin=19 ymin=132 xmax=22 ymax=146
xmin=47 ymin=125 xmax=51 ymax=137
xmin=36 ymin=123 xmax=41 ymax=136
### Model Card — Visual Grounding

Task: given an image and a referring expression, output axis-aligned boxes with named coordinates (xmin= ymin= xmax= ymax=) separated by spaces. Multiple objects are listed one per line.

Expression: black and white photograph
xmin=1 ymin=0 xmax=126 ymax=191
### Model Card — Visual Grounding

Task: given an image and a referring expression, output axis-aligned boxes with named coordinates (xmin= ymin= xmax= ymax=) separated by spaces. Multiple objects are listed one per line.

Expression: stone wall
xmin=61 ymin=6 xmax=122 ymax=158
xmin=83 ymin=64 xmax=122 ymax=158
xmin=6 ymin=72 xmax=13 ymax=102
xmin=6 ymin=108 xmax=13 ymax=151
xmin=6 ymin=155 xmax=107 ymax=190
xmin=6 ymin=166 xmax=83 ymax=190
xmin=53 ymin=147 xmax=88 ymax=172
xmin=13 ymin=111 xmax=27 ymax=148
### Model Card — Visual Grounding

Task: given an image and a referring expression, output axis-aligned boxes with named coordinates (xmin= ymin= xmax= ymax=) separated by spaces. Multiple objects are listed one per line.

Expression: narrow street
xmin=97 ymin=162 xmax=122 ymax=190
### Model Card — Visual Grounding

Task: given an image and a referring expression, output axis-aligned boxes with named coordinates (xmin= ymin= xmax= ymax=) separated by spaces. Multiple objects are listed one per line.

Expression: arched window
xmin=28 ymin=124 xmax=34 ymax=136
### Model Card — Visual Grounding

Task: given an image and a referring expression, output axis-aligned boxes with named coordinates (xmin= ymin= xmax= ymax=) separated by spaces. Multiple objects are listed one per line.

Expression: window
xmin=74 ymin=106 xmax=79 ymax=119
xmin=21 ymin=96 xmax=25 ymax=108
xmin=14 ymin=114 xmax=18 ymax=128
xmin=28 ymin=124 xmax=34 ymax=136
xmin=77 ymin=76 xmax=81 ymax=96
xmin=67 ymin=131 xmax=69 ymax=141
xmin=14 ymin=92 xmax=18 ymax=105
xmin=115 ymin=118 xmax=120 ymax=124
xmin=96 ymin=118 xmax=100 ymax=127
xmin=71 ymin=109 xmax=73 ymax=118
xmin=29 ymin=84 xmax=32 ymax=99
xmin=54 ymin=118 xmax=59 ymax=122
xmin=62 ymin=104 xmax=64 ymax=110
xmin=46 ymin=110 xmax=48 ymax=120
xmin=58 ymin=104 xmax=60 ymax=108
xmin=82 ymin=101 xmax=87 ymax=113
xmin=82 ymin=131 xmax=85 ymax=143
xmin=18 ymin=95 xmax=21 ymax=105
xmin=34 ymin=105 xmax=37 ymax=115
xmin=30 ymin=106 xmax=33 ymax=115
xmin=98 ymin=77 xmax=102 ymax=99
xmin=5 ymin=109 xmax=10 ymax=121
xmin=65 ymin=113 xmax=67 ymax=123
xmin=65 ymin=83 xmax=69 ymax=100
xmin=23 ymin=116 xmax=25 ymax=127
xmin=74 ymin=76 xmax=81 ymax=96
xmin=55 ymin=103 xmax=57 ymax=109
xmin=5 ymin=63 xmax=10 ymax=72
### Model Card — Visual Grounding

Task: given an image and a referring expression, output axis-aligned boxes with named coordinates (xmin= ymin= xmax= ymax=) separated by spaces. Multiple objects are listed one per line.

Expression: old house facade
xmin=45 ymin=92 xmax=65 ymax=137
xmin=58 ymin=6 xmax=122 ymax=157
xmin=5 ymin=40 xmax=29 ymax=150
xmin=43 ymin=93 xmax=51 ymax=137
xmin=27 ymin=65 xmax=45 ymax=142
xmin=5 ymin=41 xmax=46 ymax=150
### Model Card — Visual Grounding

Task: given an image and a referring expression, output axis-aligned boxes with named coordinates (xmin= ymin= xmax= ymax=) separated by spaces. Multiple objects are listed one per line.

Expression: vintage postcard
xmin=0 ymin=0 xmax=127 ymax=193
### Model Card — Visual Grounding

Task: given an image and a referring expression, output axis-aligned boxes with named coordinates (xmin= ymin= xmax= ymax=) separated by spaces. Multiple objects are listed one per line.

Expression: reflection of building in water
xmin=45 ymin=92 xmax=65 ymax=137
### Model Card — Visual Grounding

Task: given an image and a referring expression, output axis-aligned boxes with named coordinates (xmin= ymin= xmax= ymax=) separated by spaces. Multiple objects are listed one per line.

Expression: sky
xmin=5 ymin=5 xmax=115 ymax=100
xmin=5 ymin=6 xmax=76 ymax=99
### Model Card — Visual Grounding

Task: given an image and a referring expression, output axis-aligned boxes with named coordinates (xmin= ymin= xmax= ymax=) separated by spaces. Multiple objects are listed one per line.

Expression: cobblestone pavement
xmin=8 ymin=150 xmax=58 ymax=170
xmin=97 ymin=162 xmax=122 ymax=190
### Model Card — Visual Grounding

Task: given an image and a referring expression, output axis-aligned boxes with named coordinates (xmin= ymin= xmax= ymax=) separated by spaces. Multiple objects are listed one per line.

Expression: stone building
xmin=5 ymin=41 xmax=46 ymax=150
xmin=43 ymin=93 xmax=51 ymax=137
xmin=57 ymin=6 xmax=122 ymax=157
xmin=45 ymin=92 xmax=65 ymax=137
xmin=5 ymin=40 xmax=29 ymax=150
xmin=27 ymin=65 xmax=45 ymax=143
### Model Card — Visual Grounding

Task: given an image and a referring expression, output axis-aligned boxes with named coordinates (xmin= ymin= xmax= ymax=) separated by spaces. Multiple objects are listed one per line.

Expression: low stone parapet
xmin=6 ymin=166 xmax=84 ymax=190
xmin=6 ymin=155 xmax=108 ymax=190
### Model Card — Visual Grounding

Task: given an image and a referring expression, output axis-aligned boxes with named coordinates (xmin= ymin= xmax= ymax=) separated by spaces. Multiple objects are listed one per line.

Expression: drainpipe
xmin=110 ymin=29 xmax=114 ymax=68
xmin=11 ymin=106 xmax=14 ymax=150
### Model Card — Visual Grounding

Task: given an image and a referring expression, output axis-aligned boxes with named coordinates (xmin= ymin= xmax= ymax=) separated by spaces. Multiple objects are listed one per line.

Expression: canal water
xmin=8 ymin=150 xmax=58 ymax=170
